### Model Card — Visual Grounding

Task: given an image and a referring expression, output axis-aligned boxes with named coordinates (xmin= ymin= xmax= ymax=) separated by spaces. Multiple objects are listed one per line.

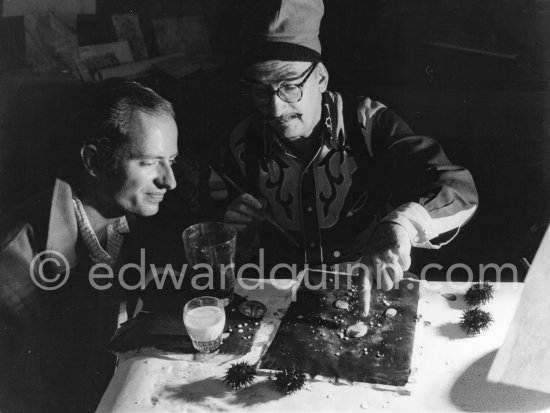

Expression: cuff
xmin=380 ymin=202 xmax=439 ymax=249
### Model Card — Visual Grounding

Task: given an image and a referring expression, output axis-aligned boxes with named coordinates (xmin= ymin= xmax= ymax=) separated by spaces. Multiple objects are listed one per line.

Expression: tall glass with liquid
xmin=182 ymin=222 xmax=236 ymax=305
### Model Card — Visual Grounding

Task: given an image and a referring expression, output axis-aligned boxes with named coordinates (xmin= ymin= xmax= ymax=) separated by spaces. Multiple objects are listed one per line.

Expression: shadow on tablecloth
xmin=159 ymin=377 xmax=283 ymax=408
xmin=450 ymin=350 xmax=550 ymax=411
xmin=438 ymin=322 xmax=471 ymax=341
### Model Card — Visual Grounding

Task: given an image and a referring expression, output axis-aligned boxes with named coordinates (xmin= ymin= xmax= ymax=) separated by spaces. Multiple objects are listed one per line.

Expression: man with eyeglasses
xmin=222 ymin=0 xmax=478 ymax=316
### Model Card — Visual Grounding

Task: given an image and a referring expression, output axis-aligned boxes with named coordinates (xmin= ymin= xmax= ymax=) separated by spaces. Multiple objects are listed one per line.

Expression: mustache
xmin=266 ymin=113 xmax=302 ymax=123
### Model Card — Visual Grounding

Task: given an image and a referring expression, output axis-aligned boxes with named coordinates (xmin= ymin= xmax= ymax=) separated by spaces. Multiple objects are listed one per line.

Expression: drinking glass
xmin=182 ymin=222 xmax=236 ymax=305
xmin=183 ymin=296 xmax=226 ymax=353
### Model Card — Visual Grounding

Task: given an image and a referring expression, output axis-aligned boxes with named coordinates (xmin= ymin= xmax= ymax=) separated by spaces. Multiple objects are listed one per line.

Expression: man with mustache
xmin=222 ymin=0 xmax=478 ymax=315
xmin=0 ymin=80 xmax=178 ymax=412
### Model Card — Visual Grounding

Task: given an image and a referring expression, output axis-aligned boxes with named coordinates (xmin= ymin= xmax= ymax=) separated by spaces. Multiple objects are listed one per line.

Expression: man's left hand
xmin=358 ymin=222 xmax=412 ymax=317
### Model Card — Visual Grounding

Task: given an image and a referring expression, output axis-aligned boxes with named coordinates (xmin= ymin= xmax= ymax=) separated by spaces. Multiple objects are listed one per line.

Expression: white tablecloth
xmin=97 ymin=279 xmax=550 ymax=412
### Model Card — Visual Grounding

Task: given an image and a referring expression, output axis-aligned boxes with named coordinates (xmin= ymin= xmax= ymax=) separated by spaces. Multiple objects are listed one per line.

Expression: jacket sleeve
xmin=371 ymin=108 xmax=478 ymax=248
xmin=0 ymin=223 xmax=41 ymax=324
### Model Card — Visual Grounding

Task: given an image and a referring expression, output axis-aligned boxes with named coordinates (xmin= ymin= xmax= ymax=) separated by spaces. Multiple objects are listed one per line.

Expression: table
xmin=96 ymin=278 xmax=550 ymax=412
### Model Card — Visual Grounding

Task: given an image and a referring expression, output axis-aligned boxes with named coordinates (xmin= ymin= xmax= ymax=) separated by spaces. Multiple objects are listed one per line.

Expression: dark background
xmin=1 ymin=0 xmax=549 ymax=280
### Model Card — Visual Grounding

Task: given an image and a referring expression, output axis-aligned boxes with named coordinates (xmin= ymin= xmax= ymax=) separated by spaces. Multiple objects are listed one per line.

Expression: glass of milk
xmin=183 ymin=296 xmax=226 ymax=353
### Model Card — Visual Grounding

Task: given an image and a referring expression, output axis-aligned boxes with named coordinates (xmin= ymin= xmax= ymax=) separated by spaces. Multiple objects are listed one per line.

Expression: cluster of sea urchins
xmin=460 ymin=282 xmax=495 ymax=335
xmin=223 ymin=362 xmax=307 ymax=395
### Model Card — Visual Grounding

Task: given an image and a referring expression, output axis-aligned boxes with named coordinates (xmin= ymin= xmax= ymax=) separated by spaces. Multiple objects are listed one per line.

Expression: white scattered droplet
xmin=334 ymin=300 xmax=350 ymax=310
xmin=346 ymin=322 xmax=368 ymax=338
xmin=385 ymin=308 xmax=397 ymax=318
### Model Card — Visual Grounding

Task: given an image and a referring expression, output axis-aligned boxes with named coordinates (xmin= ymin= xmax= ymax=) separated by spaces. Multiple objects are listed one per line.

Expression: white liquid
xmin=184 ymin=306 xmax=226 ymax=342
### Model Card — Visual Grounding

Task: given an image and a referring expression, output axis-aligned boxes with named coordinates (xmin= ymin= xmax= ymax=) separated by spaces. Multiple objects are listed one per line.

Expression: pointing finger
xmin=358 ymin=270 xmax=373 ymax=318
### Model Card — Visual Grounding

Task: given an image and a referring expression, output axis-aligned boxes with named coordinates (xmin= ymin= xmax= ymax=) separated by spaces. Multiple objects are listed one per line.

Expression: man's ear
xmin=81 ymin=144 xmax=100 ymax=178
xmin=317 ymin=62 xmax=329 ymax=93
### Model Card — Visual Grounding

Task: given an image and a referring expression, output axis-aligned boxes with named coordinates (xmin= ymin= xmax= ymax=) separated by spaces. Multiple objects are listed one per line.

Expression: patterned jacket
xmin=225 ymin=91 xmax=478 ymax=266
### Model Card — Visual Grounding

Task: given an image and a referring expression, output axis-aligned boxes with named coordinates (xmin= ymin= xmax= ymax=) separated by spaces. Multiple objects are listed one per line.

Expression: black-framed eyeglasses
xmin=241 ymin=62 xmax=318 ymax=106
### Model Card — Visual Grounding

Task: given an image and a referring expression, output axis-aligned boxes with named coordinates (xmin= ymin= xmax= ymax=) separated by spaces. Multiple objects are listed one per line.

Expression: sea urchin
xmin=464 ymin=281 xmax=494 ymax=307
xmin=223 ymin=361 xmax=256 ymax=390
xmin=460 ymin=307 xmax=493 ymax=335
xmin=271 ymin=368 xmax=307 ymax=394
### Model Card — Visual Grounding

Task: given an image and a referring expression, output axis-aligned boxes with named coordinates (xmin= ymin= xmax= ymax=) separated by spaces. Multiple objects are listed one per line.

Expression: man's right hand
xmin=223 ymin=193 xmax=266 ymax=232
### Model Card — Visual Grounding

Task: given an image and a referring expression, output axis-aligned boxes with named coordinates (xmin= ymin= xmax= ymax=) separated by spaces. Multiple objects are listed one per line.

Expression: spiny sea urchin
xmin=223 ymin=361 xmax=256 ymax=390
xmin=464 ymin=281 xmax=494 ymax=307
xmin=271 ymin=368 xmax=307 ymax=394
xmin=460 ymin=307 xmax=493 ymax=335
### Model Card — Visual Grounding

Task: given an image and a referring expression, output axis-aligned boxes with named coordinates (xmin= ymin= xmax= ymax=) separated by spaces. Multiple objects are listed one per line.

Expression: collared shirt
xmin=226 ymin=91 xmax=478 ymax=265
xmin=72 ymin=197 xmax=130 ymax=267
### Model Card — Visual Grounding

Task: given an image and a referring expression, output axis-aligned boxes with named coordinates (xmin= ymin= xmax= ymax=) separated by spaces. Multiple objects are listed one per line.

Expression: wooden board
xmin=260 ymin=271 xmax=420 ymax=386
